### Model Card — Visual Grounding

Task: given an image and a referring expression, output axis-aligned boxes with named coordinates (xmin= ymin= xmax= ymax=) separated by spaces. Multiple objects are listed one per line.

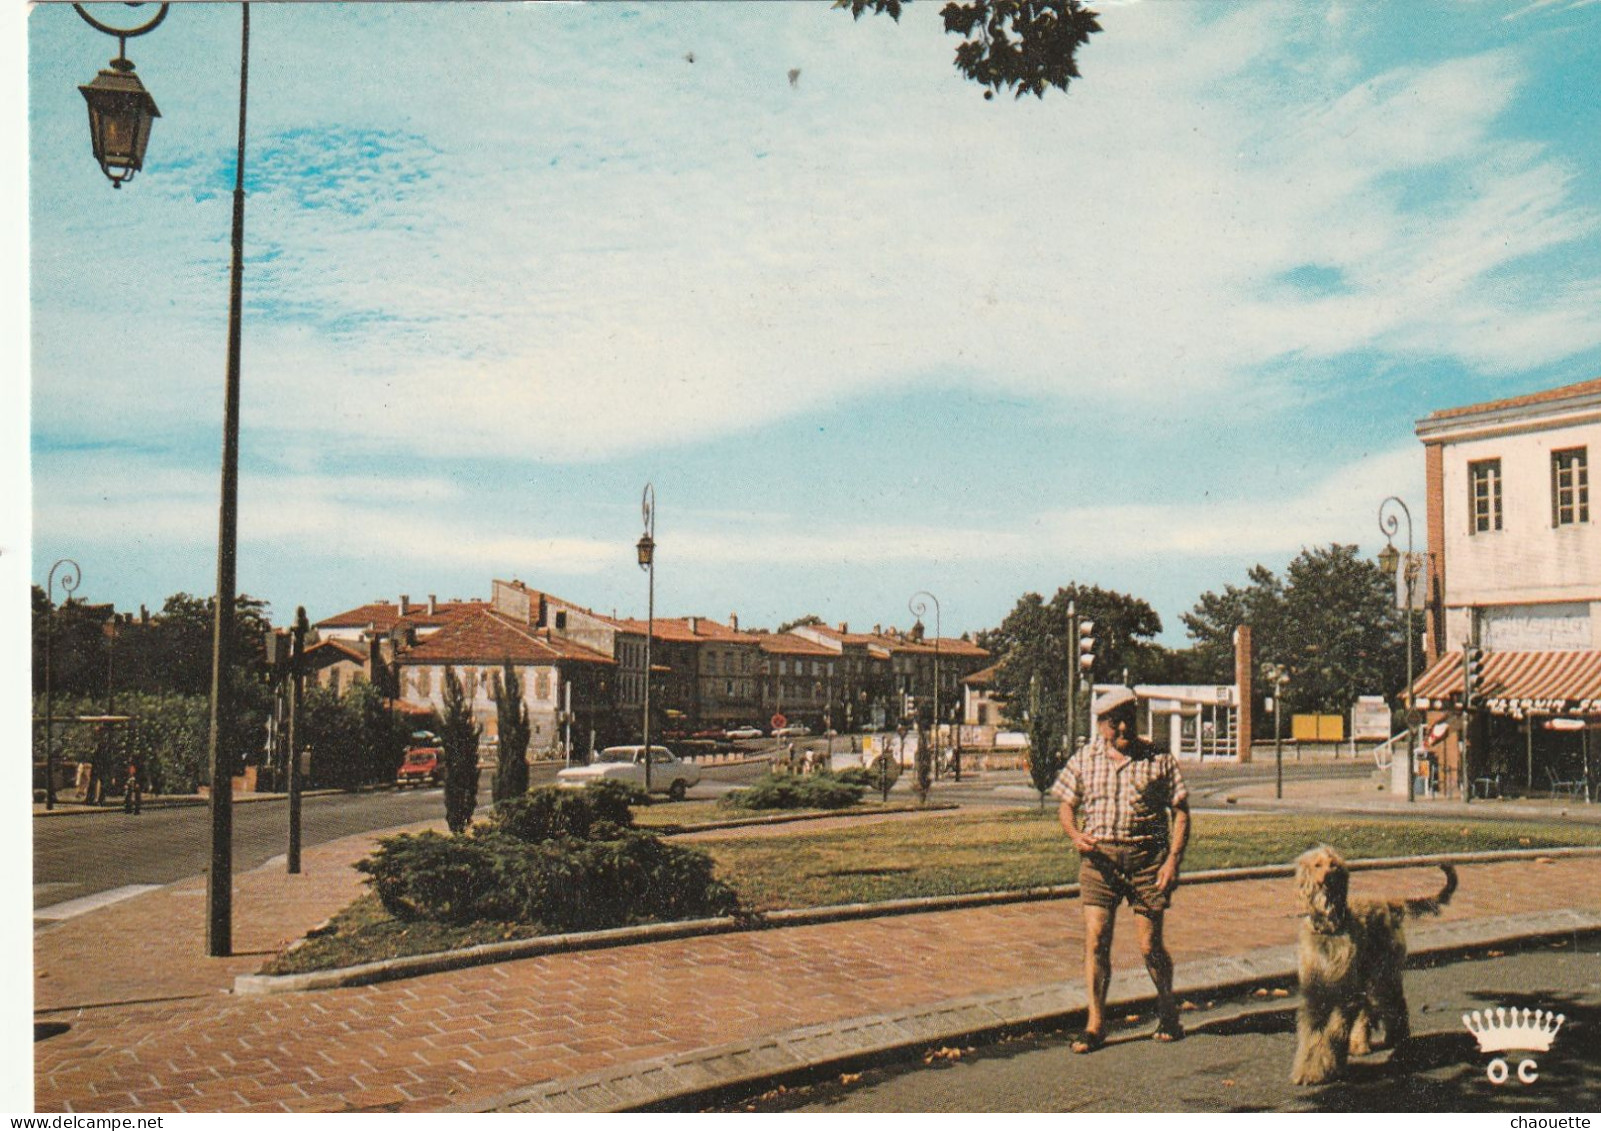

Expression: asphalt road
xmin=32 ymin=758 xmax=768 ymax=912
xmin=719 ymin=936 xmax=1601 ymax=1113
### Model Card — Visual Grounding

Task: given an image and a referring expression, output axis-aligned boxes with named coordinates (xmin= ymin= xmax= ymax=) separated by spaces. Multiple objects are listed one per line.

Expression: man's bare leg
xmin=1079 ymin=905 xmax=1115 ymax=1048
xmin=1136 ymin=911 xmax=1182 ymax=1039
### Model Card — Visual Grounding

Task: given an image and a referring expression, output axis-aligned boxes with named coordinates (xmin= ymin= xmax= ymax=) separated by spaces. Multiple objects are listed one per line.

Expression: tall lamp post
xmin=74 ymin=1 xmax=252 ymax=956
xmin=1378 ymin=497 xmax=1419 ymax=803
xmin=42 ymin=559 xmax=82 ymax=811
xmin=1262 ymin=662 xmax=1289 ymax=800
xmin=909 ymin=591 xmax=940 ymax=777
xmin=637 ymin=483 xmax=656 ymax=795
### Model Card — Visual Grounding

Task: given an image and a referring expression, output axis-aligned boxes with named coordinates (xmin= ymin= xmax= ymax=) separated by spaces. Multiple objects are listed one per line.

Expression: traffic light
xmin=1463 ymin=646 xmax=1486 ymax=709
xmin=1078 ymin=619 xmax=1096 ymax=674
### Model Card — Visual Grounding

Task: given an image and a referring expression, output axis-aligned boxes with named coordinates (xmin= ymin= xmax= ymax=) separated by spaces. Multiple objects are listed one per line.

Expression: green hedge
xmin=357 ymin=785 xmax=736 ymax=932
xmin=487 ymin=782 xmax=643 ymax=843
xmin=720 ymin=772 xmax=865 ymax=811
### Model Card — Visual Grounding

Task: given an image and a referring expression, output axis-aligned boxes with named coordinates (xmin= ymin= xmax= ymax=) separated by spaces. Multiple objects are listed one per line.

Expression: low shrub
xmin=356 ymin=831 xmax=534 ymax=925
xmin=721 ymin=773 xmax=864 ymax=811
xmin=357 ymin=826 xmax=736 ymax=930
xmin=488 ymin=783 xmax=640 ymax=844
xmin=833 ymin=766 xmax=877 ymax=789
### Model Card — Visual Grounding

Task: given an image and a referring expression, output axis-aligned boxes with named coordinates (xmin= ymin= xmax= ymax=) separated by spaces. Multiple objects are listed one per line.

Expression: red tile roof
xmin=1426 ymin=377 xmax=1601 ymax=421
xmin=396 ymin=608 xmax=614 ymax=667
xmin=316 ymin=599 xmax=482 ymax=632
xmin=609 ymin=616 xmax=762 ymax=645
xmin=306 ymin=639 xmax=366 ymax=663
xmin=755 ymin=632 xmax=838 ymax=657
xmin=964 ymin=663 xmax=1000 ymax=686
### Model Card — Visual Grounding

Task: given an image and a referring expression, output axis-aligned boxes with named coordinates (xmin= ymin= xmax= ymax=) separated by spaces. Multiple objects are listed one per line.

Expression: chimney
xmin=428 ymin=594 xmax=437 ymax=615
xmin=873 ymin=624 xmax=882 ymax=635
xmin=838 ymin=622 xmax=848 ymax=633
xmin=689 ymin=616 xmax=701 ymax=635
xmin=140 ymin=604 xmax=149 ymax=625
xmin=399 ymin=594 xmax=411 ymax=616
xmin=729 ymin=612 xmax=739 ymax=631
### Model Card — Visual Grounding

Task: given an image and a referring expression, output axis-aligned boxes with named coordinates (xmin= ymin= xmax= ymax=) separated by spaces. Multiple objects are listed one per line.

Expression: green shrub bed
xmin=354 ymin=784 xmax=735 ymax=933
xmin=720 ymin=772 xmax=865 ymax=811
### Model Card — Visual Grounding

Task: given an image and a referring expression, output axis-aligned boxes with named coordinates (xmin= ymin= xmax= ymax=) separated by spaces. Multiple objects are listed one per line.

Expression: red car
xmin=396 ymin=734 xmax=444 ymax=788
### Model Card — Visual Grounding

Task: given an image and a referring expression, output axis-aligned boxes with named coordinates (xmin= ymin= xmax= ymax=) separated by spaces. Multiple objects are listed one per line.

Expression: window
xmin=1469 ymin=459 xmax=1502 ymax=533
xmin=1552 ymin=447 xmax=1589 ymax=526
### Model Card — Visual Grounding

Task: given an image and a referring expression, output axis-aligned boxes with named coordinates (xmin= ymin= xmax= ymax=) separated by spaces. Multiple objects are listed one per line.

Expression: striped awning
xmin=1411 ymin=649 xmax=1601 ymax=717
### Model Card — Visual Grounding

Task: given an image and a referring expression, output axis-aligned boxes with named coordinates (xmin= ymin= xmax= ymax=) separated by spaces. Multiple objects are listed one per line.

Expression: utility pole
xmin=1066 ymin=602 xmax=1077 ymax=755
xmin=288 ymin=607 xmax=306 ymax=874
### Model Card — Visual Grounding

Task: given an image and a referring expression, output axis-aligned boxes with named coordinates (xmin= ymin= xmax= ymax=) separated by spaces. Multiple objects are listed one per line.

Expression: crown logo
xmin=1462 ymin=1007 xmax=1565 ymax=1054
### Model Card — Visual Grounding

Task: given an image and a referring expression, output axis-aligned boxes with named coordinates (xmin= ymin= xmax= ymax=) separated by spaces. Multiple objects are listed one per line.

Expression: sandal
xmin=1152 ymin=1018 xmax=1185 ymax=1043
xmin=1071 ymin=1030 xmax=1106 ymax=1055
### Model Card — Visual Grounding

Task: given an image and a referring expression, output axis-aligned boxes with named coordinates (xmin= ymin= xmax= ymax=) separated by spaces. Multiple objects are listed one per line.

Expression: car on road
xmin=773 ymin=723 xmax=812 ymax=738
xmin=554 ymin=745 xmax=702 ymax=801
xmin=396 ymin=733 xmax=444 ymax=788
xmin=724 ymin=725 xmax=764 ymax=740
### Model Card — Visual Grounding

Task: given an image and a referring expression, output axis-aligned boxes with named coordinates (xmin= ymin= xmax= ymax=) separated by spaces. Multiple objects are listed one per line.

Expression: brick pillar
xmin=1233 ymin=624 xmax=1253 ymax=763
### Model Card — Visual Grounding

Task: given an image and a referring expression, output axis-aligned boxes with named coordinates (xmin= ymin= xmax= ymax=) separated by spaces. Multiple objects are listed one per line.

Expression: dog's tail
xmin=1404 ymin=863 xmax=1457 ymax=917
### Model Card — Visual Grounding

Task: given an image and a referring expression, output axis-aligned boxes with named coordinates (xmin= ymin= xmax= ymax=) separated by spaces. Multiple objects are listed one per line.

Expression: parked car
xmin=724 ymin=725 xmax=764 ymax=740
xmin=773 ymin=723 xmax=812 ymax=738
xmin=395 ymin=733 xmax=444 ymax=788
xmin=555 ymin=745 xmax=702 ymax=801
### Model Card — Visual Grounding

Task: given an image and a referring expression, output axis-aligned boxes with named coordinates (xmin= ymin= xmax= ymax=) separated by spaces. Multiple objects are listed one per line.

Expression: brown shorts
xmin=1078 ymin=842 xmax=1171 ymax=915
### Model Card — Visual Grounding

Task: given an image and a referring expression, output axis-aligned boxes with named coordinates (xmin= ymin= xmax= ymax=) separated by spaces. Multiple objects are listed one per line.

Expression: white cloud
xmin=31 ymin=5 xmax=1601 ymax=463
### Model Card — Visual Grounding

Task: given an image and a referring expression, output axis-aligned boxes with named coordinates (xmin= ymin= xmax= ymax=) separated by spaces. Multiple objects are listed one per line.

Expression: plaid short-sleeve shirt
xmin=1051 ymin=737 xmax=1188 ymax=845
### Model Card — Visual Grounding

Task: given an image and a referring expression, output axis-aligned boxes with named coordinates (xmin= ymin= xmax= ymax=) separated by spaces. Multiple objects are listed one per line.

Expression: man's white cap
xmin=1092 ymin=686 xmax=1137 ymax=715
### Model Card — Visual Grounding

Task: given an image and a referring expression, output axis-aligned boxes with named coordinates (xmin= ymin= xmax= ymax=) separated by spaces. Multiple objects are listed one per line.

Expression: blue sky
xmin=14 ymin=0 xmax=1601 ymax=645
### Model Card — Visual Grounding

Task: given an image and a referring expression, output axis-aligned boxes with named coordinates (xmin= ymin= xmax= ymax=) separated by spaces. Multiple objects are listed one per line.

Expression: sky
xmin=14 ymin=0 xmax=1601 ymax=648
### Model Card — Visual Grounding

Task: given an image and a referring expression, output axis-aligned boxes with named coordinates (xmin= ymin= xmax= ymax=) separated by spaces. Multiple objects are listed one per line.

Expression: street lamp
xmin=1378 ymin=496 xmax=1420 ymax=803
xmin=638 ymin=483 xmax=656 ymax=794
xmin=75 ymin=2 xmax=253 ymax=957
xmin=42 ymin=559 xmax=82 ymax=811
xmin=909 ymin=591 xmax=940 ymax=780
xmin=73 ymin=3 xmax=167 ymax=188
xmin=1261 ymin=662 xmax=1289 ymax=800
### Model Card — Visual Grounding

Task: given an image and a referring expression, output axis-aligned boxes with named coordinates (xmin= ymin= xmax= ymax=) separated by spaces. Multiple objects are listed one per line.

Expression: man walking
xmin=1053 ymin=686 xmax=1190 ymax=1053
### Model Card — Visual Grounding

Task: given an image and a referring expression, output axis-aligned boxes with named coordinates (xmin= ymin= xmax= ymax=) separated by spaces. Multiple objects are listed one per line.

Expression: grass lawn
xmin=263 ymin=809 xmax=1601 ymax=975
xmin=630 ymin=798 xmax=927 ymax=831
xmin=692 ymin=810 xmax=1601 ymax=911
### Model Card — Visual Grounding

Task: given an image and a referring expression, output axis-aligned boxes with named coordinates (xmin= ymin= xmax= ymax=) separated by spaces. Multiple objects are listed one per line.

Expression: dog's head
xmin=1295 ymin=844 xmax=1349 ymax=932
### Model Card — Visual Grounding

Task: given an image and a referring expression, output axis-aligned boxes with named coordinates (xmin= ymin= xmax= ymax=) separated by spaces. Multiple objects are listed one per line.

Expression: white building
xmin=1411 ymin=377 xmax=1601 ymax=800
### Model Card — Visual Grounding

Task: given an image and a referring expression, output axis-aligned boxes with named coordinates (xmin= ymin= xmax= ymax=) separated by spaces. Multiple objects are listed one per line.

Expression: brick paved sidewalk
xmin=34 ymin=855 xmax=1600 ymax=1113
xmin=34 ymin=819 xmax=443 ymax=1012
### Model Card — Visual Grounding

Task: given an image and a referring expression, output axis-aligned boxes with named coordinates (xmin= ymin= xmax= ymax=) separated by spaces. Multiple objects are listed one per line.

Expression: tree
xmin=490 ymin=661 xmax=531 ymax=802
xmin=838 ymin=0 xmax=1102 ymax=100
xmin=439 ymin=666 xmax=482 ymax=834
xmin=1182 ymin=545 xmax=1416 ymax=727
xmin=1025 ymin=672 xmax=1062 ymax=809
xmin=987 ymin=583 xmax=1166 ymax=752
xmin=777 ymin=614 xmax=825 ymax=633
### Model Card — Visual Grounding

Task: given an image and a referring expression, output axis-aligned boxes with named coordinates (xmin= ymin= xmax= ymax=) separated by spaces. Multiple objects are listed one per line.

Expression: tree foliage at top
xmin=986 ymin=582 xmax=1167 ymax=747
xmin=1182 ymin=544 xmax=1417 ymax=723
xmin=777 ymin=614 xmax=826 ymax=633
xmin=439 ymin=666 xmax=483 ymax=834
xmin=490 ymin=661 xmax=532 ymax=803
xmin=838 ymin=0 xmax=1102 ymax=100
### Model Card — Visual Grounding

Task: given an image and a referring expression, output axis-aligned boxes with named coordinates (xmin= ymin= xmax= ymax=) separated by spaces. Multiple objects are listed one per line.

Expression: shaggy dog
xmin=1290 ymin=846 xmax=1457 ymax=1085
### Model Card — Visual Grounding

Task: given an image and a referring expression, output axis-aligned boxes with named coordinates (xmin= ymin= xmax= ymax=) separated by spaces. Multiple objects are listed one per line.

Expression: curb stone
xmin=234 ymin=846 xmax=1601 ymax=996
xmin=463 ymin=909 xmax=1601 ymax=1113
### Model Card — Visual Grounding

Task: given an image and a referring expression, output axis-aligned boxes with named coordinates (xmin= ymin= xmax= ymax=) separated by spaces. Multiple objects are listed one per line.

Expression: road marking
xmin=35 ymin=884 xmax=162 ymax=921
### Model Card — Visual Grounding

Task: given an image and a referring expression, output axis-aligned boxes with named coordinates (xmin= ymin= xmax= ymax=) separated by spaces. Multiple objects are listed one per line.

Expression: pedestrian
xmin=1053 ymin=686 xmax=1190 ymax=1053
xmin=123 ymin=748 xmax=144 ymax=815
